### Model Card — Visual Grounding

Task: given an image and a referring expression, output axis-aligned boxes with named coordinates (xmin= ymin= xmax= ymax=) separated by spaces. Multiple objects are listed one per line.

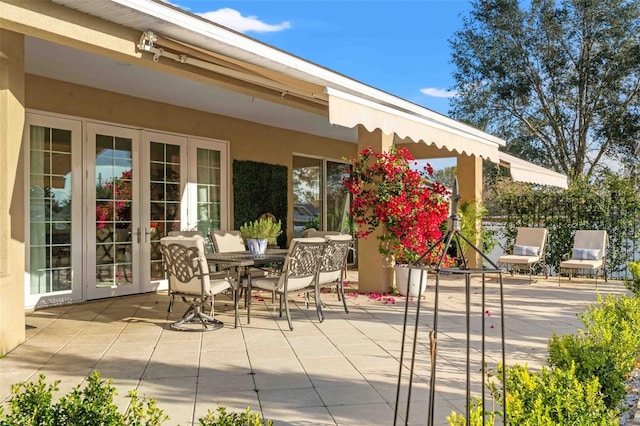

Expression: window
xmin=292 ymin=156 xmax=352 ymax=237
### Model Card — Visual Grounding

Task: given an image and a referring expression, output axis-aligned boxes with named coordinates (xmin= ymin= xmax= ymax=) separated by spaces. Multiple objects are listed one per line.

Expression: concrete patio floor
xmin=0 ymin=271 xmax=631 ymax=425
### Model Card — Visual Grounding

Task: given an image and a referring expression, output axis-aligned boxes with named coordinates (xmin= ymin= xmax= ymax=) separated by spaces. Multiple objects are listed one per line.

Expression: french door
xmin=26 ymin=116 xmax=228 ymax=305
xmin=25 ymin=115 xmax=83 ymax=308
xmin=86 ymin=123 xmax=143 ymax=299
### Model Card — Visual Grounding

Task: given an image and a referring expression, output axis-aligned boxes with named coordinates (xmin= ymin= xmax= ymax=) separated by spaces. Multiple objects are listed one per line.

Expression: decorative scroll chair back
xmin=161 ymin=235 xmax=211 ymax=295
xmin=159 ymin=235 xmax=231 ymax=330
xmin=278 ymin=237 xmax=326 ymax=293
xmin=315 ymin=234 xmax=353 ymax=320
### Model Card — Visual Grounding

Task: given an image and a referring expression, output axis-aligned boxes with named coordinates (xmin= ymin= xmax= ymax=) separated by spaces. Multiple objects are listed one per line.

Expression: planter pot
xmin=395 ymin=264 xmax=427 ymax=297
xmin=246 ymin=238 xmax=268 ymax=255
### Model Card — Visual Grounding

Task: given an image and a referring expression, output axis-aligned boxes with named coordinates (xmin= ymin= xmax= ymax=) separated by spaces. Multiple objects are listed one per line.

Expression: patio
xmin=0 ymin=271 xmax=633 ymax=425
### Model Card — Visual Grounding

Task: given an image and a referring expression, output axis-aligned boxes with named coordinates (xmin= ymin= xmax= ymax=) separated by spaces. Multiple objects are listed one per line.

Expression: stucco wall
xmin=0 ymin=29 xmax=26 ymax=356
xmin=26 ymin=74 xmax=357 ymax=238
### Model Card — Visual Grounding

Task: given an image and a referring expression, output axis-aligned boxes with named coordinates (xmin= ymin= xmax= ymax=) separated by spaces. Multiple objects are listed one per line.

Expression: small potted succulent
xmin=239 ymin=218 xmax=282 ymax=254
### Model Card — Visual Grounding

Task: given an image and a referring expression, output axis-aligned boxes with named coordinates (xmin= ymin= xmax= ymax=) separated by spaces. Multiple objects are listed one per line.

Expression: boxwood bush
xmin=447 ymin=294 xmax=640 ymax=425
xmin=0 ymin=371 xmax=271 ymax=426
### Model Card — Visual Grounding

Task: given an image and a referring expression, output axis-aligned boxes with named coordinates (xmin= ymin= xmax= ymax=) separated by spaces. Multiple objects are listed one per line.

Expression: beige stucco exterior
xmin=0 ymin=29 xmax=26 ymax=355
xmin=0 ymin=1 xmax=491 ymax=355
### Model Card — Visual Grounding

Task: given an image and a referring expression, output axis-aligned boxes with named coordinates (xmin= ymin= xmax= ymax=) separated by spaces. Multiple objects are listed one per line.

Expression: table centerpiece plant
xmin=342 ymin=146 xmax=451 ymax=296
xmin=239 ymin=218 xmax=282 ymax=254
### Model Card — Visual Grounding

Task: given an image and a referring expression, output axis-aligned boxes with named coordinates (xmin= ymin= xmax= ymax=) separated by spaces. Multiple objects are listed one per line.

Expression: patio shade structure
xmin=394 ymin=180 xmax=506 ymax=426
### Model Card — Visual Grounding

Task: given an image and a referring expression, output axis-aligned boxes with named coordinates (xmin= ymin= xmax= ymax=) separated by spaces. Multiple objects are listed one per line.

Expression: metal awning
xmin=499 ymin=152 xmax=568 ymax=188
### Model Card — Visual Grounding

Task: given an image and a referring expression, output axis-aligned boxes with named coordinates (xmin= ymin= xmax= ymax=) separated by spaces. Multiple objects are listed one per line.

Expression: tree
xmin=449 ymin=0 xmax=640 ymax=181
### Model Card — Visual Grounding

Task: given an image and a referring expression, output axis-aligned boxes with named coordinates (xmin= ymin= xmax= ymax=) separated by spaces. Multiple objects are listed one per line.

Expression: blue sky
xmin=171 ymin=0 xmax=474 ymax=116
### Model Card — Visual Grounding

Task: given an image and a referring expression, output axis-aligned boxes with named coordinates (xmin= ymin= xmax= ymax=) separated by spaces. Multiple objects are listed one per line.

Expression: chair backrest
xmin=279 ymin=237 xmax=326 ymax=292
xmin=318 ymin=234 xmax=353 ymax=284
xmin=210 ymin=230 xmax=246 ymax=252
xmin=160 ymin=235 xmax=211 ymax=296
xmin=301 ymin=228 xmax=340 ymax=238
xmin=513 ymin=227 xmax=548 ymax=257
xmin=168 ymin=231 xmax=203 ymax=238
xmin=572 ymin=230 xmax=607 ymax=260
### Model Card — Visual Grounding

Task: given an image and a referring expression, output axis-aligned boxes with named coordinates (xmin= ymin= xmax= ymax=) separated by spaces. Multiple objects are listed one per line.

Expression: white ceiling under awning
xmin=327 ymin=88 xmax=503 ymax=163
xmin=499 ymin=152 xmax=568 ymax=188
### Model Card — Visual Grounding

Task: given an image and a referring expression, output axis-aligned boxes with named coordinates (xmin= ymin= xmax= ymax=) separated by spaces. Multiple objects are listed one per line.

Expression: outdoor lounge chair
xmin=245 ymin=237 xmax=325 ymax=330
xmin=559 ymin=230 xmax=608 ymax=284
xmin=497 ymin=227 xmax=548 ymax=283
xmin=160 ymin=235 xmax=234 ymax=331
xmin=316 ymin=234 xmax=353 ymax=321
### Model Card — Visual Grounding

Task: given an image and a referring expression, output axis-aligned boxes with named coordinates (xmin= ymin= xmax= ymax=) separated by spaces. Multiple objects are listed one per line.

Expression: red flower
xmin=343 ymin=146 xmax=452 ymax=265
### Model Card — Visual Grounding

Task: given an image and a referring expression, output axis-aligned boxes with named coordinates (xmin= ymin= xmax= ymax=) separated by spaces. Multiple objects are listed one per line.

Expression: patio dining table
xmin=206 ymin=249 xmax=288 ymax=328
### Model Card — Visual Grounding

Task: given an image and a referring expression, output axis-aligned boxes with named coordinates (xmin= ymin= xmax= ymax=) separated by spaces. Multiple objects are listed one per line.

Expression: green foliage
xmin=489 ymin=173 xmax=640 ymax=277
xmin=625 ymin=261 xmax=640 ymax=295
xmin=450 ymin=0 xmax=640 ymax=179
xmin=198 ymin=406 xmax=272 ymax=426
xmin=549 ymin=294 xmax=640 ymax=409
xmin=459 ymin=201 xmax=497 ymax=256
xmin=233 ymin=160 xmax=288 ymax=248
xmin=447 ymin=364 xmax=616 ymax=426
xmin=239 ymin=218 xmax=282 ymax=243
xmin=0 ymin=372 xmax=168 ymax=425
xmin=0 ymin=373 xmax=272 ymax=426
xmin=448 ymin=293 xmax=640 ymax=424
xmin=501 ymin=364 xmax=616 ymax=425
xmin=446 ymin=397 xmax=496 ymax=426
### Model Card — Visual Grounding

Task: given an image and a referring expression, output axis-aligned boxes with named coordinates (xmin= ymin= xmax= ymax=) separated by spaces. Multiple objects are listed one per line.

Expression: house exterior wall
xmin=0 ymin=29 xmax=27 ymax=355
xmin=26 ymin=74 xmax=356 ymax=236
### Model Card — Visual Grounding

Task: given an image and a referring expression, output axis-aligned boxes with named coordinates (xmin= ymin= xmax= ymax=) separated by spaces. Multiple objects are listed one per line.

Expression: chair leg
xmin=315 ymin=286 xmax=324 ymax=323
xmin=338 ymin=282 xmax=349 ymax=314
xmin=167 ymin=294 xmax=175 ymax=312
xmin=282 ymin=294 xmax=294 ymax=330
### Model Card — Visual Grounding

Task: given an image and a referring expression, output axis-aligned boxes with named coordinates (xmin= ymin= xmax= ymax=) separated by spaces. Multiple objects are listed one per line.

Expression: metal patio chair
xmin=160 ymin=235 xmax=234 ymax=331
xmin=315 ymin=234 xmax=353 ymax=322
xmin=246 ymin=237 xmax=325 ymax=330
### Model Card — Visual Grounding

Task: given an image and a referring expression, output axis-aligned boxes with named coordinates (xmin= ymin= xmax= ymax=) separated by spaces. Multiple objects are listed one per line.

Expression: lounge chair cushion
xmin=572 ymin=248 xmax=600 ymax=260
xmin=497 ymin=254 xmax=540 ymax=264
xmin=513 ymin=245 xmax=539 ymax=256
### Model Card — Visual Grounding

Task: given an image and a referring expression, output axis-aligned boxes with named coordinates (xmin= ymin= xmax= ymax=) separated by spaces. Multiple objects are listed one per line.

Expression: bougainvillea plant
xmin=342 ymin=146 xmax=451 ymax=265
xmin=95 ymin=169 xmax=132 ymax=230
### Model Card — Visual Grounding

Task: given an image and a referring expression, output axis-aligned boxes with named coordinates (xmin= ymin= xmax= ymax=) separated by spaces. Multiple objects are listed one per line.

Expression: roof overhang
xmin=499 ymin=152 xmax=568 ymax=188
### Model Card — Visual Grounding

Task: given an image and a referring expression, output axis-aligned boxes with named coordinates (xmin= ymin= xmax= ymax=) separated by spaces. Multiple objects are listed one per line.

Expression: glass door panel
xmin=87 ymin=123 xmax=140 ymax=299
xmin=292 ymin=156 xmax=322 ymax=237
xmin=326 ymin=161 xmax=352 ymax=234
xmin=144 ymin=133 xmax=187 ymax=291
xmin=26 ymin=115 xmax=82 ymax=308
xmin=188 ymin=138 xmax=228 ymax=240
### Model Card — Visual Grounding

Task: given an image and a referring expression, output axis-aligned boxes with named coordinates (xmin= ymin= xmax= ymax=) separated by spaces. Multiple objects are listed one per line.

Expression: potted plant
xmin=239 ymin=218 xmax=282 ymax=254
xmin=343 ymin=146 xmax=451 ymax=296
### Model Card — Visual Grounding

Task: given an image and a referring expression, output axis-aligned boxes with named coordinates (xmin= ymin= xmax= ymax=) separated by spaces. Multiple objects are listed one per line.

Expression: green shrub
xmin=549 ymin=294 xmax=640 ymax=409
xmin=625 ymin=261 xmax=640 ymax=295
xmin=501 ymin=363 xmax=616 ymax=425
xmin=448 ymin=293 xmax=640 ymax=425
xmin=0 ymin=373 xmax=272 ymax=426
xmin=0 ymin=371 xmax=168 ymax=425
xmin=198 ymin=406 xmax=272 ymax=426
xmin=447 ymin=363 xmax=616 ymax=425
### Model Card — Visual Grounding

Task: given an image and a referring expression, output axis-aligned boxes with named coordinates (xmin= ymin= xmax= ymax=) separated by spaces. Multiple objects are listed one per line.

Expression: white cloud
xmin=420 ymin=87 xmax=459 ymax=98
xmin=198 ymin=8 xmax=291 ymax=33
